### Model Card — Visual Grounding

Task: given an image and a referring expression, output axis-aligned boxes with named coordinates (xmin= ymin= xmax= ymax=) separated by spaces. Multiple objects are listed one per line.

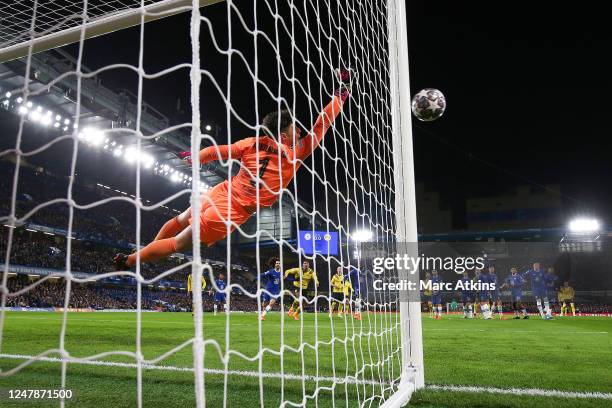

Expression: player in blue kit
xmin=209 ymin=273 xmax=228 ymax=315
xmin=500 ymin=267 xmax=528 ymax=319
xmin=475 ymin=269 xmax=491 ymax=319
xmin=487 ymin=265 xmax=504 ymax=319
xmin=345 ymin=266 xmax=362 ymax=320
xmin=259 ymin=258 xmax=282 ymax=320
xmin=459 ymin=271 xmax=473 ymax=319
xmin=523 ymin=262 xmax=552 ymax=320
xmin=431 ymin=270 xmax=443 ymax=319
xmin=545 ymin=267 xmax=559 ymax=315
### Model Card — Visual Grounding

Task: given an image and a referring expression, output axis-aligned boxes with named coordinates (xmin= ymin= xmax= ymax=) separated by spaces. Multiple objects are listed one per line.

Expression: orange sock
xmin=127 ymin=237 xmax=177 ymax=266
xmin=154 ymin=216 xmax=183 ymax=241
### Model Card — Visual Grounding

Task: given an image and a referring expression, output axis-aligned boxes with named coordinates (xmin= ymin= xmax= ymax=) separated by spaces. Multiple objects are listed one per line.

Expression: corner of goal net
xmin=379 ymin=365 xmax=421 ymax=408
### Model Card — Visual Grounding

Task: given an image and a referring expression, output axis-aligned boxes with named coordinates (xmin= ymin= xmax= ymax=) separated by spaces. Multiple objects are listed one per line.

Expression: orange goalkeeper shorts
xmin=189 ymin=181 xmax=254 ymax=246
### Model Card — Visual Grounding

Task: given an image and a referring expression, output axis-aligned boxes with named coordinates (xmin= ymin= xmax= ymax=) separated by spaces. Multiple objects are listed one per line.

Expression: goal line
xmin=1 ymin=354 xmax=610 ymax=400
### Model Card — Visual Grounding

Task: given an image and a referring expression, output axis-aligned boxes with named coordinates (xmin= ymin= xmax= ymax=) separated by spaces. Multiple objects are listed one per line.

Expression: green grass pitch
xmin=0 ymin=312 xmax=610 ymax=407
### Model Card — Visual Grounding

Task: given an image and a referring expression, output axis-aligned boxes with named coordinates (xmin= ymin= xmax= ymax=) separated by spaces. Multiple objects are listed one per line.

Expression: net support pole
xmin=386 ymin=0 xmax=424 ymax=406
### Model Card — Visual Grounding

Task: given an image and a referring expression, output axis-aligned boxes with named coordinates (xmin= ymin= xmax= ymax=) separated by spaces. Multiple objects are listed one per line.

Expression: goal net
xmin=0 ymin=0 xmax=422 ymax=406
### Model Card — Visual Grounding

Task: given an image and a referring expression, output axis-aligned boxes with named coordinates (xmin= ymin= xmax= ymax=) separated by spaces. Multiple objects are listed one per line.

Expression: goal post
xmin=385 ymin=0 xmax=425 ymax=405
xmin=0 ymin=0 xmax=223 ymax=64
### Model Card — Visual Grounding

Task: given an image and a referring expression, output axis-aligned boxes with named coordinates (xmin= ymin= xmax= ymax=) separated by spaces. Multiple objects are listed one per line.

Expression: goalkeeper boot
xmin=113 ymin=253 xmax=129 ymax=271
xmin=292 ymin=312 xmax=300 ymax=321
xmin=288 ymin=309 xmax=295 ymax=318
xmin=260 ymin=313 xmax=266 ymax=321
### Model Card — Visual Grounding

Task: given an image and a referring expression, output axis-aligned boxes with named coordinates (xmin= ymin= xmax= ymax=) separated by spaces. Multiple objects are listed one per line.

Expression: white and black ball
xmin=411 ymin=88 xmax=446 ymax=122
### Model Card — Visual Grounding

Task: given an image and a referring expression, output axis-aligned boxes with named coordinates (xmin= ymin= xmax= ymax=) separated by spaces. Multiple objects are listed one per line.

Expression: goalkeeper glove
xmin=334 ymin=68 xmax=353 ymax=102
xmin=178 ymin=151 xmax=192 ymax=165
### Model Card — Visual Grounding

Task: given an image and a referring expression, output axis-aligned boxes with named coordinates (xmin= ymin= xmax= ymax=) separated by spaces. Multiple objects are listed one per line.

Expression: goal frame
xmin=383 ymin=0 xmax=425 ymax=406
xmin=0 ymin=0 xmax=222 ymax=64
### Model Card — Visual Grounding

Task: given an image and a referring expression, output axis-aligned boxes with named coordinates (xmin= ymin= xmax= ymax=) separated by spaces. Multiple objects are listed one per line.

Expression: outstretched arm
xmin=293 ymin=96 xmax=345 ymax=161
xmin=293 ymin=69 xmax=352 ymax=161
xmin=284 ymin=268 xmax=299 ymax=279
xmin=180 ymin=138 xmax=253 ymax=165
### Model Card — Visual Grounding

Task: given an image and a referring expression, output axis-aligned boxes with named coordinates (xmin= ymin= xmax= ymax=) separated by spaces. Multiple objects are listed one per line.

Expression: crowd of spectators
xmin=1 ymin=228 xmax=257 ymax=287
xmin=0 ymin=162 xmax=178 ymax=244
xmin=4 ymin=276 xmax=262 ymax=312
xmin=0 ymin=161 xmax=261 ymax=311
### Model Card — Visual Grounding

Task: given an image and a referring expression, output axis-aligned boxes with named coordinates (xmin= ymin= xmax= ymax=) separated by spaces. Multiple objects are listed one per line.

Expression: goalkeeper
xmin=114 ymin=70 xmax=352 ymax=270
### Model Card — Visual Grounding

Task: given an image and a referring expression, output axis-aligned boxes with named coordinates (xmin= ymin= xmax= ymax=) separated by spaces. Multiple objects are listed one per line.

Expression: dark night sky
xmin=407 ymin=2 xmax=612 ymax=226
xmin=4 ymin=0 xmax=611 ymax=230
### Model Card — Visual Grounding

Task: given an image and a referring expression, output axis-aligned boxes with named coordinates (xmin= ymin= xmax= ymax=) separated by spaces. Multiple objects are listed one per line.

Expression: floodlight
xmin=82 ymin=128 xmax=105 ymax=146
xmin=124 ymin=147 xmax=138 ymax=163
xmin=41 ymin=115 xmax=52 ymax=126
xmin=568 ymin=218 xmax=600 ymax=233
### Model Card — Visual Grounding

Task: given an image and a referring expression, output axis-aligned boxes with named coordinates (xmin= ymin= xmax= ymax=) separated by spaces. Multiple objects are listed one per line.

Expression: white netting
xmin=0 ymin=0 xmax=414 ymax=406
xmin=0 ymin=0 xmax=164 ymax=48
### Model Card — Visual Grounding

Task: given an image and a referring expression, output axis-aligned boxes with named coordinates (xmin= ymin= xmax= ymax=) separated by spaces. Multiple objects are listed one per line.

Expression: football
xmin=411 ymin=88 xmax=446 ymax=121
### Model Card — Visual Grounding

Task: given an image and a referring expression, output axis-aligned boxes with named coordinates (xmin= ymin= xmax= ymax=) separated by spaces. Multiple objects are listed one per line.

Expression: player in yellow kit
xmin=285 ymin=260 xmax=319 ymax=320
xmin=341 ymin=274 xmax=353 ymax=318
xmin=329 ymin=267 xmax=345 ymax=318
xmin=423 ymin=272 xmax=434 ymax=318
xmin=187 ymin=272 xmax=207 ymax=315
xmin=558 ymin=281 xmax=576 ymax=316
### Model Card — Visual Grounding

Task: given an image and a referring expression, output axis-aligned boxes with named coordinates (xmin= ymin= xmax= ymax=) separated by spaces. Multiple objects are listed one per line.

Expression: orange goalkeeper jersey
xmin=197 ymin=96 xmax=344 ymax=210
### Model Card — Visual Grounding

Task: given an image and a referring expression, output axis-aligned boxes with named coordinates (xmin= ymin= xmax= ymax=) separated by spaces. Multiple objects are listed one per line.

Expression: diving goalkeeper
xmin=114 ymin=70 xmax=352 ymax=269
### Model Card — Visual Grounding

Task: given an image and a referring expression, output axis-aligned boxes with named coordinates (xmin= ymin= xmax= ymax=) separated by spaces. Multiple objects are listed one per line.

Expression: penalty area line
xmin=0 ymin=353 xmax=378 ymax=385
xmin=425 ymin=384 xmax=612 ymax=400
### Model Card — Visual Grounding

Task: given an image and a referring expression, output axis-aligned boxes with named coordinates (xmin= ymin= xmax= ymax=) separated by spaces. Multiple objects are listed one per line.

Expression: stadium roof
xmin=0 ymin=48 xmax=226 ymax=187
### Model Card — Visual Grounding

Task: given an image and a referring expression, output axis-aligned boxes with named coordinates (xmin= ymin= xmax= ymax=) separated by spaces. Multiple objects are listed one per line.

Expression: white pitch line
xmin=426 ymin=328 xmax=608 ymax=334
xmin=4 ymin=316 xmax=342 ymax=328
xmin=425 ymin=384 xmax=612 ymax=400
xmin=1 ymin=354 xmax=611 ymax=400
xmin=0 ymin=353 xmax=379 ymax=385
xmin=8 ymin=317 xmax=607 ymax=334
